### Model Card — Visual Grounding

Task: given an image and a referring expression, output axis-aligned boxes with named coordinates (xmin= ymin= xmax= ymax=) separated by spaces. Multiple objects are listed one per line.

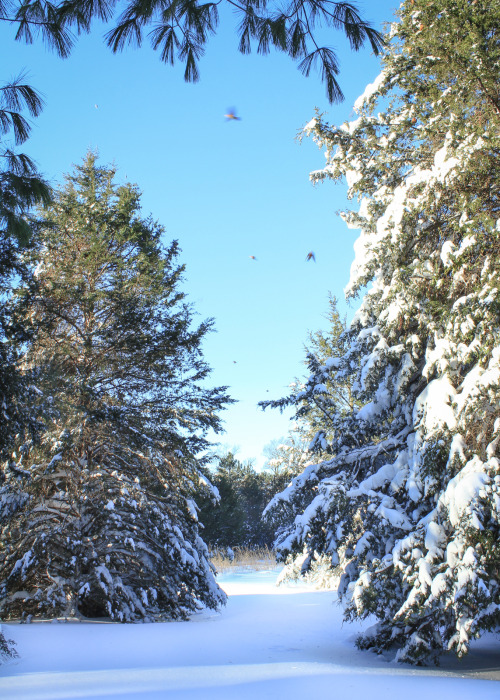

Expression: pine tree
xmin=261 ymin=295 xmax=357 ymax=568
xmin=3 ymin=0 xmax=383 ymax=103
xmin=197 ymin=452 xmax=278 ymax=548
xmin=260 ymin=434 xmax=313 ymax=564
xmin=197 ymin=453 xmax=247 ymax=549
xmin=262 ymin=433 xmax=309 ymax=488
xmin=237 ymin=463 xmax=274 ymax=546
xmin=0 ymin=152 xmax=233 ymax=622
xmin=264 ymin=0 xmax=500 ymax=663
xmin=0 ymin=74 xmax=52 ymax=456
xmin=0 ymin=78 xmax=51 ymax=655
xmin=0 ymin=74 xmax=52 ymax=245
xmin=261 ymin=294 xmax=354 ymax=455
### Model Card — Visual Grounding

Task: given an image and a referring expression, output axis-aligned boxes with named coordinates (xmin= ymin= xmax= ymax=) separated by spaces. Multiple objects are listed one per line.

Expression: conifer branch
xmin=5 ymin=0 xmax=384 ymax=101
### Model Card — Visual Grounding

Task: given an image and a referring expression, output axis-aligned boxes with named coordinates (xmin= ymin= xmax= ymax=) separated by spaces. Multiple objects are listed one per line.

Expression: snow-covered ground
xmin=0 ymin=567 xmax=498 ymax=699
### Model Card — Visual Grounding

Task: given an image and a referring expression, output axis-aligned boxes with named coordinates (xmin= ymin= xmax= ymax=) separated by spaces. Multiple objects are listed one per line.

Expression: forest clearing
xmin=1 ymin=0 xmax=499 ymax=687
xmin=0 ymin=566 xmax=499 ymax=699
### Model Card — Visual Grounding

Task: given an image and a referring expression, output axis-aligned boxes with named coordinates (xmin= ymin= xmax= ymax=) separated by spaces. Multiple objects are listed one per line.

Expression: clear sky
xmin=2 ymin=1 xmax=399 ymax=469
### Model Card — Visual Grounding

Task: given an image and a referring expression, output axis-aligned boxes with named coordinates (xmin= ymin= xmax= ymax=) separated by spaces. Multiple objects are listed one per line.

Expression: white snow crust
xmin=1 ymin=568 xmax=499 ymax=699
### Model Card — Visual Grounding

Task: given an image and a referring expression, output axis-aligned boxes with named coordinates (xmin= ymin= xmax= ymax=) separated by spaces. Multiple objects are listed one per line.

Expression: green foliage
xmin=198 ymin=453 xmax=247 ymax=547
xmin=261 ymin=295 xmax=360 ymax=559
xmin=0 ymin=627 xmax=17 ymax=661
xmin=0 ymin=153 xmax=232 ymax=621
xmin=3 ymin=0 xmax=384 ymax=102
xmin=263 ymin=0 xmax=500 ymax=664
xmin=0 ymin=73 xmax=51 ymax=244
xmin=261 ymin=294 xmax=355 ymax=455
xmin=0 ymin=72 xmax=52 ymax=457
xmin=197 ymin=451 xmax=292 ymax=548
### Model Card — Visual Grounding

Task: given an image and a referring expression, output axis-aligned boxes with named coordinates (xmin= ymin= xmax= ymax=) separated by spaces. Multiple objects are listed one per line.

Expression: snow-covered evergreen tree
xmin=265 ymin=0 xmax=500 ymax=663
xmin=262 ymin=432 xmax=310 ymax=484
xmin=261 ymin=295 xmax=355 ymax=565
xmin=261 ymin=294 xmax=354 ymax=455
xmin=0 ymin=153 xmax=232 ymax=622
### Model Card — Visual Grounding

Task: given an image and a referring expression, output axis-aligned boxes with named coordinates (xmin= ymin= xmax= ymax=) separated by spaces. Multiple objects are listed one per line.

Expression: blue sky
xmin=2 ymin=1 xmax=398 ymax=469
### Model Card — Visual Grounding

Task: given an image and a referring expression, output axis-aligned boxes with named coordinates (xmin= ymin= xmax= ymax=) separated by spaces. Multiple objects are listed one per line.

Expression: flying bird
xmin=249 ymin=255 xmax=257 ymax=261
xmin=94 ymin=104 xmax=98 ymax=109
xmin=225 ymin=108 xmax=241 ymax=121
xmin=306 ymin=251 xmax=316 ymax=262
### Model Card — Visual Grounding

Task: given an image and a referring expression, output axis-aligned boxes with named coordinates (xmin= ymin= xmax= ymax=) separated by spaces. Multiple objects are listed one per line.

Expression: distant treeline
xmin=197 ymin=452 xmax=294 ymax=549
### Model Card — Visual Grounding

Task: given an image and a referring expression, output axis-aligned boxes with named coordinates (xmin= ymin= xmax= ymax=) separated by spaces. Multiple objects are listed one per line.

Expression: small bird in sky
xmin=249 ymin=255 xmax=257 ymax=261
xmin=306 ymin=251 xmax=316 ymax=262
xmin=94 ymin=104 xmax=98 ymax=109
xmin=225 ymin=108 xmax=241 ymax=121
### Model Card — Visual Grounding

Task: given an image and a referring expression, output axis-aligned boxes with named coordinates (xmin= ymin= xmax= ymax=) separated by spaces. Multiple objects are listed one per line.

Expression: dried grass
xmin=210 ymin=545 xmax=277 ymax=573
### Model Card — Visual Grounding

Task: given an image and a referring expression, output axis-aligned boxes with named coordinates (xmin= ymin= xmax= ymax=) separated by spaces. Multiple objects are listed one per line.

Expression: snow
xmin=374 ymin=500 xmax=412 ymax=530
xmin=303 ymin=118 xmax=317 ymax=132
xmin=324 ymin=357 xmax=341 ymax=369
xmin=433 ymin=132 xmax=460 ymax=182
xmin=440 ymin=457 xmax=491 ymax=527
xmin=186 ymin=499 xmax=198 ymax=521
xmin=353 ymin=71 xmax=387 ymax=111
xmin=440 ymin=240 xmax=455 ymax=267
xmin=349 ymin=460 xmax=401 ymax=496
xmin=1 ymin=568 xmax=499 ymax=699
xmin=413 ymin=376 xmax=457 ymax=432
xmin=285 ymin=3 xmax=500 ymax=665
xmin=198 ymin=474 xmax=219 ymax=501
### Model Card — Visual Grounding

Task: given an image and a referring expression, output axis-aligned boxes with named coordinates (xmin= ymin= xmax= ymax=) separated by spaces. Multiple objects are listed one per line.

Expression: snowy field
xmin=0 ymin=567 xmax=499 ymax=700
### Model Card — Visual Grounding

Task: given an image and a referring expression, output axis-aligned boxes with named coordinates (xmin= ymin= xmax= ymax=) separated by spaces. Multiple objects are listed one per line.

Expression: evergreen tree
xmin=3 ymin=0 xmax=383 ymax=103
xmin=262 ymin=434 xmax=308 ymax=489
xmin=0 ymin=74 xmax=51 ymax=245
xmin=237 ymin=462 xmax=273 ymax=546
xmin=0 ymin=76 xmax=52 ymax=650
xmin=303 ymin=294 xmax=355 ymax=446
xmin=197 ymin=451 xmax=288 ymax=548
xmin=260 ymin=435 xmax=310 ymax=555
xmin=197 ymin=453 xmax=247 ymax=548
xmin=0 ymin=74 xmax=52 ymax=456
xmin=264 ymin=0 xmax=500 ymax=664
xmin=261 ymin=294 xmax=354 ymax=455
xmin=0 ymin=153 xmax=232 ymax=622
xmin=261 ymin=295 xmax=357 ymax=564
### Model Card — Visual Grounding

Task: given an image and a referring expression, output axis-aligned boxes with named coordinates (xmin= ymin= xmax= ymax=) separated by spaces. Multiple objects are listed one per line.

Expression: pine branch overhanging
xmin=2 ymin=0 xmax=385 ymax=102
